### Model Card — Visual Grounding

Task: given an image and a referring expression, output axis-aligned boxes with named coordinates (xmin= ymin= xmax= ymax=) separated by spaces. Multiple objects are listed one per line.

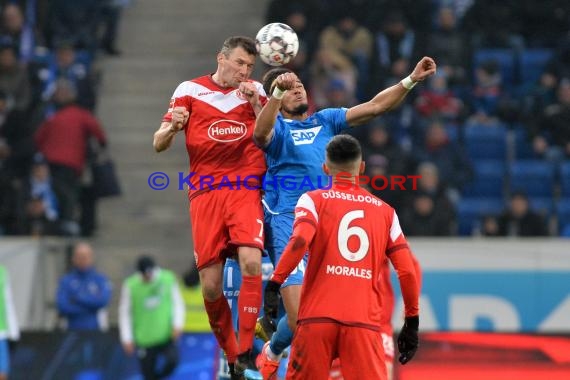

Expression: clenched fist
xmin=273 ymin=72 xmax=297 ymax=91
xmin=410 ymin=57 xmax=437 ymax=83
xmin=171 ymin=106 xmax=189 ymax=132
xmin=239 ymin=81 xmax=261 ymax=108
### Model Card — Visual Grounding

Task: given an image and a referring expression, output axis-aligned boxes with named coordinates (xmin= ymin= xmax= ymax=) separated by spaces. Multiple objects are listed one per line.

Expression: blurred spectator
xmin=0 ymin=2 xmax=37 ymax=63
xmin=467 ymin=60 xmax=503 ymax=125
xmin=324 ymin=78 xmax=355 ymax=108
xmin=414 ymin=120 xmax=473 ymax=193
xmin=0 ymin=265 xmax=19 ymax=380
xmin=489 ymin=192 xmax=548 ymax=236
xmin=16 ymin=154 xmax=61 ymax=236
xmin=0 ymin=89 xmax=34 ymax=179
xmin=425 ymin=7 xmax=468 ymax=86
xmin=47 ymin=0 xmax=101 ymax=53
xmin=119 ymin=256 xmax=184 ymax=380
xmin=100 ymin=0 xmax=131 ymax=56
xmin=529 ymin=79 xmax=570 ymax=160
xmin=318 ymin=13 xmax=373 ymax=100
xmin=34 ymin=79 xmax=107 ymax=229
xmin=265 ymin=0 xmax=320 ymax=30
xmin=435 ymin=0 xmax=474 ymax=21
xmin=365 ymin=153 xmax=401 ymax=209
xmin=415 ymin=161 xmax=457 ymax=207
xmin=0 ymin=41 xmax=31 ymax=112
xmin=363 ymin=121 xmax=415 ymax=177
xmin=544 ymin=36 xmax=570 ymax=81
xmin=522 ymin=71 xmax=558 ymax=119
xmin=400 ymin=162 xmax=456 ymax=236
xmin=37 ymin=40 xmax=97 ymax=111
xmin=462 ymin=0 xmax=524 ymax=49
xmin=414 ymin=71 xmax=463 ymax=122
xmin=362 ymin=123 xmax=414 ymax=209
xmin=56 ymin=242 xmax=112 ymax=330
xmin=276 ymin=6 xmax=319 ymax=86
xmin=399 ymin=191 xmax=456 ymax=236
xmin=309 ymin=47 xmax=357 ymax=109
xmin=180 ymin=264 xmax=210 ymax=333
xmin=371 ymin=11 xmax=419 ymax=88
xmin=521 ymin=0 xmax=570 ymax=48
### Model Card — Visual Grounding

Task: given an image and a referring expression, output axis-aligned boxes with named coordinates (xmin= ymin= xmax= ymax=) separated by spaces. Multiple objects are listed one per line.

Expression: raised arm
xmin=153 ymin=106 xmax=188 ymax=152
xmin=346 ymin=57 xmax=437 ymax=127
xmin=253 ymin=72 xmax=297 ymax=148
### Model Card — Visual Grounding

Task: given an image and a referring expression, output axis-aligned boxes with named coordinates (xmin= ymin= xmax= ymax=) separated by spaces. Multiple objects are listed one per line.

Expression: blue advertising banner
xmin=392 ymin=239 xmax=570 ymax=332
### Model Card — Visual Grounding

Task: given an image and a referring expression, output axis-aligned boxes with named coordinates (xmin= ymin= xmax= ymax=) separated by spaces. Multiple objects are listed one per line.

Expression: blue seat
xmin=560 ymin=161 xmax=570 ymax=198
xmin=474 ymin=49 xmax=516 ymax=88
xmin=528 ymin=197 xmax=554 ymax=218
xmin=513 ymin=127 xmax=536 ymax=159
xmin=464 ymin=124 xmax=507 ymax=160
xmin=462 ymin=160 xmax=505 ymax=197
xmin=556 ymin=199 xmax=570 ymax=236
xmin=509 ymin=160 xmax=556 ymax=197
xmin=520 ymin=49 xmax=553 ymax=84
xmin=457 ymin=197 xmax=504 ymax=236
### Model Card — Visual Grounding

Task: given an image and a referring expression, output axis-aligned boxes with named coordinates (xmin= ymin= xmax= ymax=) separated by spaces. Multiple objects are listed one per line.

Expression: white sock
xmin=266 ymin=345 xmax=282 ymax=361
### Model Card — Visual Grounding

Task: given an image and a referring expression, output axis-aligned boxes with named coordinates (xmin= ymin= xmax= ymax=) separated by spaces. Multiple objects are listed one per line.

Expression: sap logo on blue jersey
xmin=290 ymin=126 xmax=322 ymax=145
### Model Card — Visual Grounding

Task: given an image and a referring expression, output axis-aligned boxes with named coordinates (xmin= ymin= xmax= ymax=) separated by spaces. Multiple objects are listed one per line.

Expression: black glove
xmin=263 ymin=280 xmax=281 ymax=319
xmin=397 ymin=316 xmax=419 ymax=364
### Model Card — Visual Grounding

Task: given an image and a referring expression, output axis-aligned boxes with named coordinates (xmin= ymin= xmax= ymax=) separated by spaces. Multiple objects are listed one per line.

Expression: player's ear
xmin=216 ymin=52 xmax=224 ymax=65
xmin=360 ymin=161 xmax=365 ymax=175
xmin=322 ymin=163 xmax=330 ymax=176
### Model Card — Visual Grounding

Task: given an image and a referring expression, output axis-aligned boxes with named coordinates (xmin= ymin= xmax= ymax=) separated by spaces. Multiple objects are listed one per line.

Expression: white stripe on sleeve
xmin=296 ymin=193 xmax=319 ymax=222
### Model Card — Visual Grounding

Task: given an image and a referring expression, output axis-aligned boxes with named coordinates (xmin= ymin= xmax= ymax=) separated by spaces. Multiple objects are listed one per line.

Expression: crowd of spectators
xmin=2 ymin=0 xmax=569 ymax=238
xmin=267 ymin=0 xmax=570 ymax=237
xmin=0 ymin=0 xmax=127 ymax=237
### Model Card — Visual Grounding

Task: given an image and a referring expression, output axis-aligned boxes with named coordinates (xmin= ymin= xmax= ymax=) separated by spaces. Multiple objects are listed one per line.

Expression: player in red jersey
xmin=153 ymin=36 xmax=266 ymax=379
xmin=263 ymin=135 xmax=420 ymax=380
xmin=329 ymin=251 xmax=422 ymax=380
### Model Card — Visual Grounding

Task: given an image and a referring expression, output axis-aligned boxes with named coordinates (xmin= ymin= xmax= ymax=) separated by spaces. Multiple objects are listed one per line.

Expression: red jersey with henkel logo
xmin=162 ymin=75 xmax=267 ymax=199
xmin=273 ymin=184 xmax=419 ymax=331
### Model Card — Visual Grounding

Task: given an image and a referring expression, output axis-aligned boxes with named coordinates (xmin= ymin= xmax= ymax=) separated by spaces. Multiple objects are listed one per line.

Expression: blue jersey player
xmin=253 ymin=57 xmax=437 ymax=379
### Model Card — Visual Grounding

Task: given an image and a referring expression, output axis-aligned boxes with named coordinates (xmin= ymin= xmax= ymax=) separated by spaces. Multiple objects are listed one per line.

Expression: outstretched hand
xmin=410 ymin=57 xmax=437 ymax=83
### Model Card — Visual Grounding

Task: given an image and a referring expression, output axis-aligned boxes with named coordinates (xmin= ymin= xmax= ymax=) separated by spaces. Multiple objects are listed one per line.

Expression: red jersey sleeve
xmin=292 ymin=193 xmax=319 ymax=230
xmin=386 ymin=210 xmax=419 ymax=317
xmin=83 ymin=111 xmax=107 ymax=145
xmin=271 ymin=193 xmax=318 ymax=284
xmin=162 ymin=81 xmax=193 ymax=123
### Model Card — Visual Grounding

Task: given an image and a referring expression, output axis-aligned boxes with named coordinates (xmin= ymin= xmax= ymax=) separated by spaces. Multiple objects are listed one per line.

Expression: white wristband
xmin=401 ymin=75 xmax=417 ymax=90
xmin=272 ymin=87 xmax=286 ymax=100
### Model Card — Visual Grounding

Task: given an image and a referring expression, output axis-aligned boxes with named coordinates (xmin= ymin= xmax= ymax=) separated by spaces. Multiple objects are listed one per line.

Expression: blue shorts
xmin=0 ymin=338 xmax=9 ymax=375
xmin=264 ymin=211 xmax=307 ymax=288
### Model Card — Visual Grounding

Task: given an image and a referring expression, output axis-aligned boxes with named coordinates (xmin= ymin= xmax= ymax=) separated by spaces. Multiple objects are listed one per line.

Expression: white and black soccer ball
xmin=255 ymin=23 xmax=299 ymax=66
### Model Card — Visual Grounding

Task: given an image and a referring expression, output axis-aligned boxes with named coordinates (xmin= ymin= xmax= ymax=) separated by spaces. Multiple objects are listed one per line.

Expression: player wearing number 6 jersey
xmin=264 ymin=135 xmax=420 ymax=379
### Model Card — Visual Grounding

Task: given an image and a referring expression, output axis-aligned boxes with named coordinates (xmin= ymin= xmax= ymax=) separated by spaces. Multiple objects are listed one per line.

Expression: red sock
xmin=238 ymin=274 xmax=262 ymax=353
xmin=204 ymin=295 xmax=239 ymax=363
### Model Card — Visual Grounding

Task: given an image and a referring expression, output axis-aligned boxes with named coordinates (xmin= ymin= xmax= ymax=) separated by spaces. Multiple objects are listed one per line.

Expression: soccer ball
xmin=255 ymin=23 xmax=299 ymax=66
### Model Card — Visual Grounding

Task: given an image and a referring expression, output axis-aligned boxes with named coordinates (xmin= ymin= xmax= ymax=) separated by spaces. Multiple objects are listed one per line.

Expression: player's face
xmin=218 ymin=47 xmax=255 ymax=88
xmin=281 ymin=77 xmax=309 ymax=116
